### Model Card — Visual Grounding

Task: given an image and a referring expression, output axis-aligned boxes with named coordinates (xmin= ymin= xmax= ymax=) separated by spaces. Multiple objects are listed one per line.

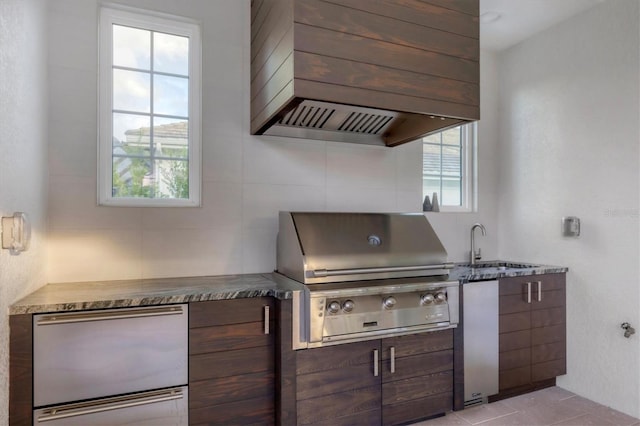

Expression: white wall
xmin=497 ymin=0 xmax=640 ymax=417
xmin=0 ymin=0 xmax=49 ymax=423
xmin=46 ymin=0 xmax=497 ymax=281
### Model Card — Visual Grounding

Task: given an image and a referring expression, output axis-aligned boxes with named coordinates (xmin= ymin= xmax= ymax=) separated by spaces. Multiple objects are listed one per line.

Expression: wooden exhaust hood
xmin=250 ymin=0 xmax=479 ymax=147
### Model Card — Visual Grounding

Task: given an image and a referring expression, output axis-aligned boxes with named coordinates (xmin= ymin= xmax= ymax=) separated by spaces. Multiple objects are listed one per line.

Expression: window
xmin=99 ymin=7 xmax=201 ymax=206
xmin=422 ymin=123 xmax=475 ymax=212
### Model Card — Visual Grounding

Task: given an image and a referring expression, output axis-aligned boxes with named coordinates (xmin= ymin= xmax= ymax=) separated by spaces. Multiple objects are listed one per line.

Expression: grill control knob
xmin=420 ymin=294 xmax=435 ymax=305
xmin=435 ymin=292 xmax=447 ymax=304
xmin=342 ymin=299 xmax=355 ymax=313
xmin=383 ymin=296 xmax=397 ymax=310
xmin=328 ymin=301 xmax=341 ymax=314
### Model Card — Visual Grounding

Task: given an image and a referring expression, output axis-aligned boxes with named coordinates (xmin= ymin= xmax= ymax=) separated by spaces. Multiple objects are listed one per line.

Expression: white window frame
xmin=98 ymin=6 xmax=201 ymax=207
xmin=422 ymin=123 xmax=476 ymax=213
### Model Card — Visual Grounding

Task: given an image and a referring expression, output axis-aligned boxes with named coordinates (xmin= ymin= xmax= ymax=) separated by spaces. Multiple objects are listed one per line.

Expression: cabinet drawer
xmin=189 ymin=321 xmax=274 ymax=355
xmin=382 ymin=350 xmax=453 ymax=382
xmin=381 ymin=329 xmax=453 ymax=359
xmin=33 ymin=305 xmax=188 ymax=407
xmin=382 ymin=392 xmax=452 ymax=426
xmin=382 ymin=370 xmax=453 ymax=405
xmin=189 ymin=297 xmax=274 ymax=328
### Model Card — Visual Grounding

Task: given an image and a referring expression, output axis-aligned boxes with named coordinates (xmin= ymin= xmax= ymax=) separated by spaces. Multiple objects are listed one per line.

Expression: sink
xmin=462 ymin=261 xmax=540 ymax=273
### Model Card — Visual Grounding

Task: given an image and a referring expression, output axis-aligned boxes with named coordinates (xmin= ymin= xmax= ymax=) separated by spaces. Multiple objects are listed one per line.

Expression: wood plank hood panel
xmin=250 ymin=0 xmax=480 ymax=147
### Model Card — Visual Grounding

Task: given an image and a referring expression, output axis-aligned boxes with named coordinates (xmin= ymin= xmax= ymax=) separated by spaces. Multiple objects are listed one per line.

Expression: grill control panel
xmin=307 ymin=281 xmax=459 ymax=346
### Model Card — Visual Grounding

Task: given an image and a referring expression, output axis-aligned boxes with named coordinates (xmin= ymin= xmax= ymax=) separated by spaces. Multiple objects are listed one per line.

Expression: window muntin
xmin=99 ymin=7 xmax=201 ymax=206
xmin=422 ymin=124 xmax=474 ymax=212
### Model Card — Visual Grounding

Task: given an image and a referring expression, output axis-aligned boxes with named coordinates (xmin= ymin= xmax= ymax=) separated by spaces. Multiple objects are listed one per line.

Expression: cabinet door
xmin=296 ymin=340 xmax=382 ymax=425
xmin=189 ymin=298 xmax=275 ymax=426
xmin=381 ymin=330 xmax=454 ymax=425
xmin=530 ymin=275 xmax=566 ymax=382
xmin=498 ymin=274 xmax=566 ymax=393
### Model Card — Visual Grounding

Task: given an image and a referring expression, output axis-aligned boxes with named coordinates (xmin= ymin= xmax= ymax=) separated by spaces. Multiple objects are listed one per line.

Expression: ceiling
xmin=480 ymin=0 xmax=605 ymax=51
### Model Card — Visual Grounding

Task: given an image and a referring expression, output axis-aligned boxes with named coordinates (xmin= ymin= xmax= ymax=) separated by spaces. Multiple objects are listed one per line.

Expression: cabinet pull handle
xmin=390 ymin=346 xmax=396 ymax=374
xmin=537 ymin=281 xmax=542 ymax=302
xmin=264 ymin=305 xmax=270 ymax=335
xmin=373 ymin=349 xmax=379 ymax=377
xmin=527 ymin=282 xmax=532 ymax=304
xmin=36 ymin=388 xmax=184 ymax=422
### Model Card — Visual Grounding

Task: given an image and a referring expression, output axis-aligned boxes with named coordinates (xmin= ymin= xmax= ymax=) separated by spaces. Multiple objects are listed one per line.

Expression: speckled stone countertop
xmin=9 ymin=273 xmax=304 ymax=315
xmin=10 ymin=261 xmax=568 ymax=315
xmin=450 ymin=261 xmax=568 ymax=283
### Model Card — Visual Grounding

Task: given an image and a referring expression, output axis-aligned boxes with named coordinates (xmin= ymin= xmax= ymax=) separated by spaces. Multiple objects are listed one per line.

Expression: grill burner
xmin=276 ymin=212 xmax=459 ymax=349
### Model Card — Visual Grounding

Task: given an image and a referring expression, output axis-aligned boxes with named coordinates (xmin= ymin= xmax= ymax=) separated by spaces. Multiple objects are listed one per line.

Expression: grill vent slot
xmin=280 ymin=105 xmax=336 ymax=129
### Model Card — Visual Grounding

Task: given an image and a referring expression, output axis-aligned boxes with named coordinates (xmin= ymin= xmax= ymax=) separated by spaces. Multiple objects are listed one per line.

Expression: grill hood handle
xmin=309 ymin=263 xmax=454 ymax=278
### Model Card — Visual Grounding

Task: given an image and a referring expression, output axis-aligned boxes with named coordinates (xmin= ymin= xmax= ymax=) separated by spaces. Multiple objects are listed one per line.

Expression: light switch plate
xmin=2 ymin=212 xmax=31 ymax=254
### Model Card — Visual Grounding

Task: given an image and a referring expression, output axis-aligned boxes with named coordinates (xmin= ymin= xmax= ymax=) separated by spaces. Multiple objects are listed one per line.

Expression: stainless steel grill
xmin=275 ymin=212 xmax=459 ymax=349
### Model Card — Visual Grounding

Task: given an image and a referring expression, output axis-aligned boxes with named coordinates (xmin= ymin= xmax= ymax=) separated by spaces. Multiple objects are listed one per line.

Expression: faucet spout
xmin=470 ymin=223 xmax=487 ymax=266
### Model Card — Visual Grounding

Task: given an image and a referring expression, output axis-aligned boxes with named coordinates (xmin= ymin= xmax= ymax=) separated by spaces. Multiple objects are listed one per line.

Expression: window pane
xmin=442 ymin=178 xmax=462 ymax=206
xmin=113 ymin=25 xmax=150 ymax=70
xmin=154 ymin=32 xmax=189 ymax=75
xmin=113 ymin=69 xmax=150 ymax=113
xmin=113 ymin=113 xmax=150 ymax=152
xmin=153 ymin=117 xmax=188 ymax=159
xmin=442 ymin=145 xmax=461 ymax=177
xmin=442 ymin=126 xmax=461 ymax=146
xmin=423 ymin=143 xmax=441 ymax=175
xmin=153 ymin=74 xmax=188 ymax=116
xmin=156 ymin=159 xmax=189 ymax=199
xmin=112 ymin=156 xmax=153 ymax=198
xmin=422 ymin=177 xmax=440 ymax=201
xmin=423 ymin=133 xmax=440 ymax=144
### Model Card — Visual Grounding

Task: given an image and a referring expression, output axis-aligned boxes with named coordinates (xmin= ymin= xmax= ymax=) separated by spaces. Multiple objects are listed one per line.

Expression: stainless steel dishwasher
xmin=463 ymin=280 xmax=499 ymax=407
xmin=33 ymin=304 xmax=188 ymax=425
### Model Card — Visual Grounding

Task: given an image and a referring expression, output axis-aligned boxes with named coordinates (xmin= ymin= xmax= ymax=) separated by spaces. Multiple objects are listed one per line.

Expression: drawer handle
xmin=390 ymin=346 xmax=396 ymax=374
xmin=373 ymin=349 xmax=379 ymax=377
xmin=36 ymin=306 xmax=184 ymax=326
xmin=264 ymin=305 xmax=270 ymax=335
xmin=537 ymin=281 xmax=542 ymax=302
xmin=527 ymin=282 xmax=532 ymax=304
xmin=36 ymin=388 xmax=184 ymax=422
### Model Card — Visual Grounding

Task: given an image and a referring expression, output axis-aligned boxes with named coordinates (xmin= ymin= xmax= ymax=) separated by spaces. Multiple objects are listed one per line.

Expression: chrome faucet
xmin=470 ymin=223 xmax=486 ymax=265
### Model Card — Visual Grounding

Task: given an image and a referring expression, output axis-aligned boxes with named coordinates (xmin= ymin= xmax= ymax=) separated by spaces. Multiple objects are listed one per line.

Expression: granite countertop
xmin=450 ymin=260 xmax=568 ymax=283
xmin=9 ymin=273 xmax=304 ymax=315
xmin=10 ymin=261 xmax=568 ymax=315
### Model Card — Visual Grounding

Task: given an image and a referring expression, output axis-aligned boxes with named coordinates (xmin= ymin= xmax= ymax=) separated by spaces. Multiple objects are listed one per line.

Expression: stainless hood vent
xmin=251 ymin=0 xmax=479 ymax=147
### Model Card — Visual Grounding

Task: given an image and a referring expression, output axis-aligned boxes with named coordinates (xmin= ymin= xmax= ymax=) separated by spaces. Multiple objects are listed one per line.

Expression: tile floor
xmin=413 ymin=387 xmax=640 ymax=426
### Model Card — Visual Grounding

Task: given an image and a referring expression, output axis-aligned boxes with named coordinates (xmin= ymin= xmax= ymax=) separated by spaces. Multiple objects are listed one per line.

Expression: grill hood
xmin=277 ymin=212 xmax=451 ymax=284
xmin=250 ymin=0 xmax=479 ymax=147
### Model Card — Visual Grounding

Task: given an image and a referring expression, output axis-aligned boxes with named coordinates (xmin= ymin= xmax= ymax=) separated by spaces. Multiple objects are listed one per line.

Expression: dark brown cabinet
xmin=497 ymin=274 xmax=566 ymax=397
xmin=189 ymin=298 xmax=275 ymax=426
xmin=293 ymin=329 xmax=454 ymax=426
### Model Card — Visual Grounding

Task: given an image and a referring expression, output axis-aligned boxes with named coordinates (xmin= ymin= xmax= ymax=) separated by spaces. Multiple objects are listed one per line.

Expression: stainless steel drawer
xmin=33 ymin=386 xmax=188 ymax=426
xmin=34 ymin=304 xmax=188 ymax=407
